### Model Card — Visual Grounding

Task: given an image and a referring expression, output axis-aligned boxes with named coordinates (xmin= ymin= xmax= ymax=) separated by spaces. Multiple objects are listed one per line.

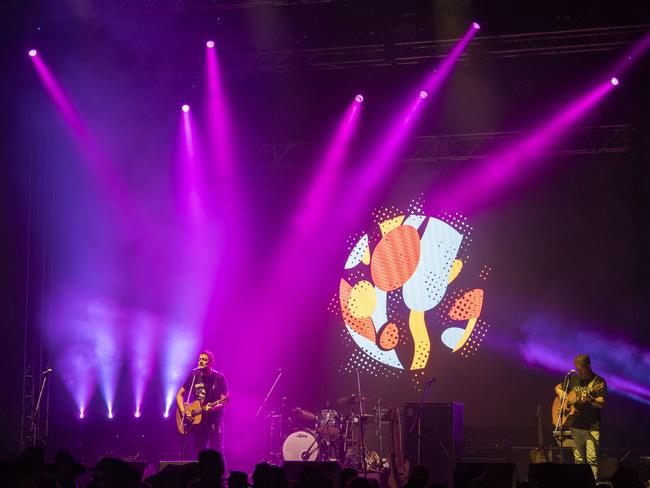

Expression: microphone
xmin=41 ymin=368 xmax=53 ymax=376
xmin=192 ymin=366 xmax=203 ymax=371
xmin=426 ymin=377 xmax=436 ymax=385
xmin=566 ymin=369 xmax=576 ymax=376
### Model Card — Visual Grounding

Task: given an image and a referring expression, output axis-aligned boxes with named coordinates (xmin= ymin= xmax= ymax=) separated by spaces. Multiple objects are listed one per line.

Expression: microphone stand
xmin=256 ymin=370 xmax=283 ymax=417
xmin=180 ymin=370 xmax=198 ymax=460
xmin=554 ymin=372 xmax=573 ymax=464
xmin=409 ymin=378 xmax=435 ymax=465
xmin=30 ymin=370 xmax=51 ymax=447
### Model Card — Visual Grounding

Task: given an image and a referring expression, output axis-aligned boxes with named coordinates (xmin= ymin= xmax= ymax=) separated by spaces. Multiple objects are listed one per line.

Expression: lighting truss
xmin=243 ymin=25 xmax=649 ymax=71
xmin=252 ymin=125 xmax=631 ymax=166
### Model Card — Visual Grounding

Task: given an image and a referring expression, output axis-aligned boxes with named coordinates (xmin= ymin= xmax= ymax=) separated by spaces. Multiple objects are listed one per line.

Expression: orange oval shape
xmin=449 ymin=288 xmax=484 ymax=320
xmin=370 ymin=225 xmax=420 ymax=292
xmin=378 ymin=322 xmax=399 ymax=350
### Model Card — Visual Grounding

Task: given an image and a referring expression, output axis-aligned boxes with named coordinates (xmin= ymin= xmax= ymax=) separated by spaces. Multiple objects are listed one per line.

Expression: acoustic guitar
xmin=551 ymin=378 xmax=605 ymax=429
xmin=176 ymin=395 xmax=229 ymax=435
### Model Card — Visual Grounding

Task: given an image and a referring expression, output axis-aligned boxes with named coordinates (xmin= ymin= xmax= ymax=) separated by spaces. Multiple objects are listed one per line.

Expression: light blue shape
xmin=344 ymin=234 xmax=369 ymax=269
xmin=441 ymin=327 xmax=466 ymax=350
xmin=403 ymin=214 xmax=426 ymax=230
xmin=371 ymin=288 xmax=388 ymax=332
xmin=403 ymin=217 xmax=463 ymax=312
xmin=345 ymin=324 xmax=404 ymax=369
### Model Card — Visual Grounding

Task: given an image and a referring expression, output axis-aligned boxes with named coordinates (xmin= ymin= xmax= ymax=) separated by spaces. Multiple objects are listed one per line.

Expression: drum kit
xmin=265 ymin=394 xmax=385 ymax=470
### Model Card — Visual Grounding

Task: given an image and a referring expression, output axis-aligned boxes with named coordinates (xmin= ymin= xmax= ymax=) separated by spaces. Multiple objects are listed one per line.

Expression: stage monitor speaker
xmin=528 ymin=463 xmax=595 ymax=488
xmin=454 ymin=462 xmax=518 ymax=488
xmin=158 ymin=460 xmax=196 ymax=472
xmin=403 ymin=402 xmax=463 ymax=483
xmin=283 ymin=461 xmax=341 ymax=488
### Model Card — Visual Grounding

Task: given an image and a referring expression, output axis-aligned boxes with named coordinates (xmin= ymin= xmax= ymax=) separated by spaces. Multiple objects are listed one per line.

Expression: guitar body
xmin=551 ymin=391 xmax=578 ymax=429
xmin=552 ymin=377 xmax=605 ymax=429
xmin=176 ymin=396 xmax=229 ymax=435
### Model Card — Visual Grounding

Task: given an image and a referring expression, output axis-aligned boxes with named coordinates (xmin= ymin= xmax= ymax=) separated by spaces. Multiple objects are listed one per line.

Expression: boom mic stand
xmin=409 ymin=377 xmax=436 ymax=465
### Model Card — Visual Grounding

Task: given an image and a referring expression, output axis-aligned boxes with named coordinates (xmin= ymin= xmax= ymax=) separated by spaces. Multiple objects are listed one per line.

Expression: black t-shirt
xmin=566 ymin=373 xmax=607 ymax=430
xmin=182 ymin=369 xmax=228 ymax=421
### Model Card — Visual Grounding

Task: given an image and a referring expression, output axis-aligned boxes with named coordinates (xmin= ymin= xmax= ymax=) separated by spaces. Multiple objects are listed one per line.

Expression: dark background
xmin=1 ymin=0 xmax=649 ymax=473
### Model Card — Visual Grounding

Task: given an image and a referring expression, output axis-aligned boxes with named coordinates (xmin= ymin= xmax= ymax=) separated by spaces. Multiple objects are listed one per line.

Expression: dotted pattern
xmin=479 ymin=265 xmax=491 ymax=280
xmin=337 ymin=201 xmax=493 ymax=383
xmin=457 ymin=319 xmax=490 ymax=358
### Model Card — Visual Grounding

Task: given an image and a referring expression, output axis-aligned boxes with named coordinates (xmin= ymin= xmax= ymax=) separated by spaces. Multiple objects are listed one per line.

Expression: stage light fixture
xmin=206 ymin=40 xmax=215 ymax=49
xmin=134 ymin=410 xmax=141 ymax=418
xmin=472 ymin=22 xmax=481 ymax=30
xmin=108 ymin=410 xmax=114 ymax=419
xmin=79 ymin=410 xmax=85 ymax=419
xmin=419 ymin=90 xmax=429 ymax=99
xmin=163 ymin=411 xmax=169 ymax=418
xmin=355 ymin=94 xmax=364 ymax=103
xmin=182 ymin=104 xmax=190 ymax=113
xmin=28 ymin=49 xmax=37 ymax=57
xmin=610 ymin=77 xmax=619 ymax=86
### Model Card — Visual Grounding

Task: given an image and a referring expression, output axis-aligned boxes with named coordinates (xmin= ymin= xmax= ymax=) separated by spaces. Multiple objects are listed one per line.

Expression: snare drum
xmin=315 ymin=409 xmax=340 ymax=435
xmin=282 ymin=430 xmax=319 ymax=461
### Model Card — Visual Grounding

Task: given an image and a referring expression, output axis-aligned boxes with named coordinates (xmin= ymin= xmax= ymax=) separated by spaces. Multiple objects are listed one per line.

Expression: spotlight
xmin=472 ymin=22 xmax=481 ymax=30
xmin=419 ymin=90 xmax=429 ymax=99
xmin=134 ymin=410 xmax=141 ymax=418
xmin=28 ymin=49 xmax=37 ymax=57
xmin=108 ymin=410 xmax=114 ymax=419
xmin=181 ymin=104 xmax=190 ymax=112
xmin=610 ymin=77 xmax=619 ymax=86
xmin=206 ymin=40 xmax=215 ymax=49
xmin=355 ymin=94 xmax=364 ymax=103
xmin=79 ymin=410 xmax=85 ymax=419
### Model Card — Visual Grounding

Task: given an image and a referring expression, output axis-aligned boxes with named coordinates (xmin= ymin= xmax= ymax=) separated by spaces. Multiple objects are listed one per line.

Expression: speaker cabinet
xmin=403 ymin=402 xmax=463 ymax=483
xmin=283 ymin=461 xmax=342 ymax=488
xmin=454 ymin=462 xmax=518 ymax=488
xmin=528 ymin=463 xmax=595 ymax=488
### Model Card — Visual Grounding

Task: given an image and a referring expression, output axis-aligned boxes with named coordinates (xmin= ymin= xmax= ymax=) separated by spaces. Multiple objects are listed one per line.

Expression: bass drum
xmin=282 ymin=430 xmax=319 ymax=461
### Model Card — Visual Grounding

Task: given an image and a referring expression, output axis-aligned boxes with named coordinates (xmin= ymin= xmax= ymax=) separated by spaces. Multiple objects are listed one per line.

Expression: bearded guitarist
xmin=176 ymin=350 xmax=229 ymax=459
xmin=553 ymin=354 xmax=607 ymax=481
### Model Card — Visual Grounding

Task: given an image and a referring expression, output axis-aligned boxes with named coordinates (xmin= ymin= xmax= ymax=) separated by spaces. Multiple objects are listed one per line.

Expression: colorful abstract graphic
xmin=337 ymin=199 xmax=491 ymax=377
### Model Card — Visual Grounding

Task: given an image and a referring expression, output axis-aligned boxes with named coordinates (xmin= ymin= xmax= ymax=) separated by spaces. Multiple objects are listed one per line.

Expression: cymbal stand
xmin=356 ymin=370 xmax=367 ymax=473
xmin=376 ymin=399 xmax=383 ymax=468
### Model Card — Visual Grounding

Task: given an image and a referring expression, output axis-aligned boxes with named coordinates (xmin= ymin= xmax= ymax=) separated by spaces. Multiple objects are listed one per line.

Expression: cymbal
xmin=337 ymin=395 xmax=368 ymax=405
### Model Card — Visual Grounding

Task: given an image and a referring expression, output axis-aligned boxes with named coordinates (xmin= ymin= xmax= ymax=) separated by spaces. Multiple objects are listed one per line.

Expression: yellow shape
xmin=409 ymin=310 xmax=430 ymax=370
xmin=452 ymin=317 xmax=478 ymax=353
xmin=362 ymin=246 xmax=371 ymax=265
xmin=379 ymin=215 xmax=405 ymax=236
xmin=447 ymin=259 xmax=463 ymax=284
xmin=349 ymin=280 xmax=377 ymax=319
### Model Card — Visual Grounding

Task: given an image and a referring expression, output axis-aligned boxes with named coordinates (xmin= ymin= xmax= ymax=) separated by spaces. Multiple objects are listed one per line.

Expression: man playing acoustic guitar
xmin=554 ymin=354 xmax=607 ymax=481
xmin=176 ymin=350 xmax=229 ymax=459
